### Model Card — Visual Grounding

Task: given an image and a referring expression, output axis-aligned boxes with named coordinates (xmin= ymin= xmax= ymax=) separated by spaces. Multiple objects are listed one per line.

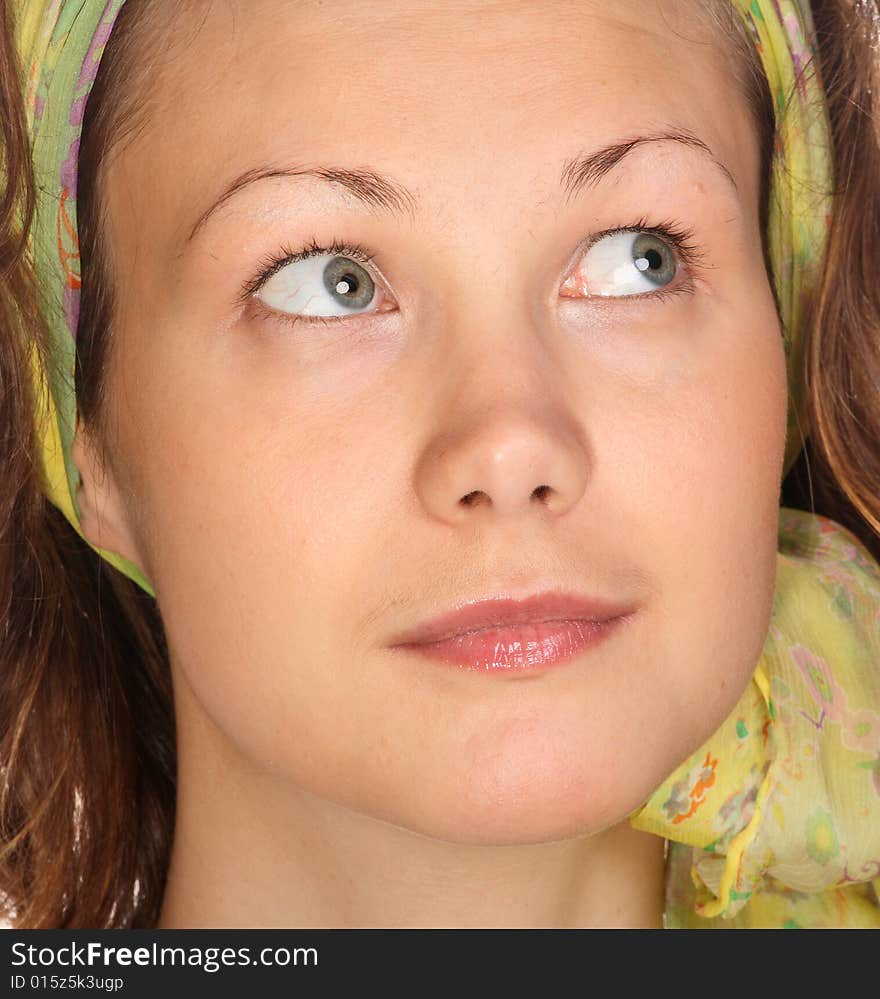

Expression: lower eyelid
xmin=617 ymin=271 xmax=699 ymax=302
xmin=248 ymin=291 xmax=399 ymax=330
xmin=249 ymin=296 xmax=343 ymax=328
xmin=250 ymin=285 xmax=696 ymax=335
xmin=559 ymin=269 xmax=699 ymax=308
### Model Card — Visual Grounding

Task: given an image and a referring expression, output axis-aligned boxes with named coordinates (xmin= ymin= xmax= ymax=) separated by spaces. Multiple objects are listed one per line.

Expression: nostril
xmin=460 ymin=486 xmax=551 ymax=507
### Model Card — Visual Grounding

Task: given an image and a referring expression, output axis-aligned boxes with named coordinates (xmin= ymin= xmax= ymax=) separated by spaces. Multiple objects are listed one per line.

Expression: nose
xmin=413 ymin=318 xmax=591 ymax=526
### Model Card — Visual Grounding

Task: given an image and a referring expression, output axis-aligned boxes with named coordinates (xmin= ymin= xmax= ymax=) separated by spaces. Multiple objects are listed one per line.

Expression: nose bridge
xmin=430 ymin=215 xmax=552 ymax=391
xmin=440 ymin=308 xmax=561 ymax=432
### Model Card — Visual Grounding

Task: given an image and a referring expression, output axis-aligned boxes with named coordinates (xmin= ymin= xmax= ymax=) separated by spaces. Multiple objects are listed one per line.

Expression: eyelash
xmin=238 ymin=218 xmax=707 ymax=329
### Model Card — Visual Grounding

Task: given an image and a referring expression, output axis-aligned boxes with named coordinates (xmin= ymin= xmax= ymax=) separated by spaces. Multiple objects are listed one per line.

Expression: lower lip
xmin=393 ymin=617 xmax=627 ymax=672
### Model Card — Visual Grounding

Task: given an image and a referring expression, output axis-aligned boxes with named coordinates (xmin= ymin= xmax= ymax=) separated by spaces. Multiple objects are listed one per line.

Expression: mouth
xmin=387 ymin=591 xmax=637 ymax=672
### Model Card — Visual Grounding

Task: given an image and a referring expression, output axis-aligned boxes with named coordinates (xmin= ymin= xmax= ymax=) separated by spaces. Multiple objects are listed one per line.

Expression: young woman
xmin=1 ymin=0 xmax=879 ymax=928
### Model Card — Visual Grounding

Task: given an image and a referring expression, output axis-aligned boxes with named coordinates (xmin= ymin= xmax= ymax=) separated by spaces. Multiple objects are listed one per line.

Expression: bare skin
xmin=72 ymin=0 xmax=786 ymax=927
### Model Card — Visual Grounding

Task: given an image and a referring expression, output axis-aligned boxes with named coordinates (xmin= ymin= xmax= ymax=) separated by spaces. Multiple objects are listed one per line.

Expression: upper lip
xmin=388 ymin=590 xmax=636 ymax=646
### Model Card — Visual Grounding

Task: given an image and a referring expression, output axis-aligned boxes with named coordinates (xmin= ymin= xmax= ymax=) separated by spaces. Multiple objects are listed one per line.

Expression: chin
xmin=383 ymin=740 xmax=665 ymax=847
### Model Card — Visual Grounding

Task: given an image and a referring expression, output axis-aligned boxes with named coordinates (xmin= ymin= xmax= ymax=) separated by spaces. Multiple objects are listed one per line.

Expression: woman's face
xmin=79 ymin=0 xmax=787 ymax=843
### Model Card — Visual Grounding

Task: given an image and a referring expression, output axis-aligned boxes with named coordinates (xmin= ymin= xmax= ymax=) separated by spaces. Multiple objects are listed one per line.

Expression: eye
xmin=560 ymin=222 xmax=702 ymax=301
xmin=244 ymin=238 xmax=394 ymax=327
xmin=258 ymin=253 xmax=377 ymax=318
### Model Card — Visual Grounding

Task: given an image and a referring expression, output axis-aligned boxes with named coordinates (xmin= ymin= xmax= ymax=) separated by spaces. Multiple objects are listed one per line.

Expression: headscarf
xmin=732 ymin=0 xmax=833 ymax=479
xmin=632 ymin=505 xmax=880 ymax=925
xmin=12 ymin=0 xmax=880 ymax=923
xmin=12 ymin=0 xmax=151 ymax=591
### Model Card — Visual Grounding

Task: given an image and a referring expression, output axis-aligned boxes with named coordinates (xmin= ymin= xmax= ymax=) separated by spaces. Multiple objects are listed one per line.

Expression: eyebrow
xmin=184 ymin=126 xmax=737 ymax=243
xmin=559 ymin=126 xmax=739 ymax=204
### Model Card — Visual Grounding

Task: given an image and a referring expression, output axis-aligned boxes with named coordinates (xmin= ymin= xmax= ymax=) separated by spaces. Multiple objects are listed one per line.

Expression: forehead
xmin=107 ymin=0 xmax=756 ymax=257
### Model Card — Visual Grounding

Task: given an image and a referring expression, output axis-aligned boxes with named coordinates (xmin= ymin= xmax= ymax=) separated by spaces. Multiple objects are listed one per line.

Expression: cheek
xmin=114 ymin=353 xmax=402 ymax=778
xmin=626 ymin=307 xmax=788 ymax=736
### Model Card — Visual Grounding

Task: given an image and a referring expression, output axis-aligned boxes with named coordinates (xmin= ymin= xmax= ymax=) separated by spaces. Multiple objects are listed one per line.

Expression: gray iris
xmin=322 ymin=257 xmax=374 ymax=309
xmin=632 ymin=234 xmax=675 ymax=286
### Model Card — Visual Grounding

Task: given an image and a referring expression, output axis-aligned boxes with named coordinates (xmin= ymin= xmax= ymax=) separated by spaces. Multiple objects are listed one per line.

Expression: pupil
xmin=644 ymin=249 xmax=662 ymax=270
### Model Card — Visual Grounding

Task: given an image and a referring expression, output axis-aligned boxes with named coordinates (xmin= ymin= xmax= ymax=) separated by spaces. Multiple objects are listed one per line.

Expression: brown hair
xmin=1 ymin=0 xmax=879 ymax=928
xmin=0 ymin=0 xmax=175 ymax=928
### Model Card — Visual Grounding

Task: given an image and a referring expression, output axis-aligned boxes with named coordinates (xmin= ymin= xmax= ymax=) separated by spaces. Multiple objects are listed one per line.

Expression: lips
xmin=387 ymin=591 xmax=635 ymax=647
